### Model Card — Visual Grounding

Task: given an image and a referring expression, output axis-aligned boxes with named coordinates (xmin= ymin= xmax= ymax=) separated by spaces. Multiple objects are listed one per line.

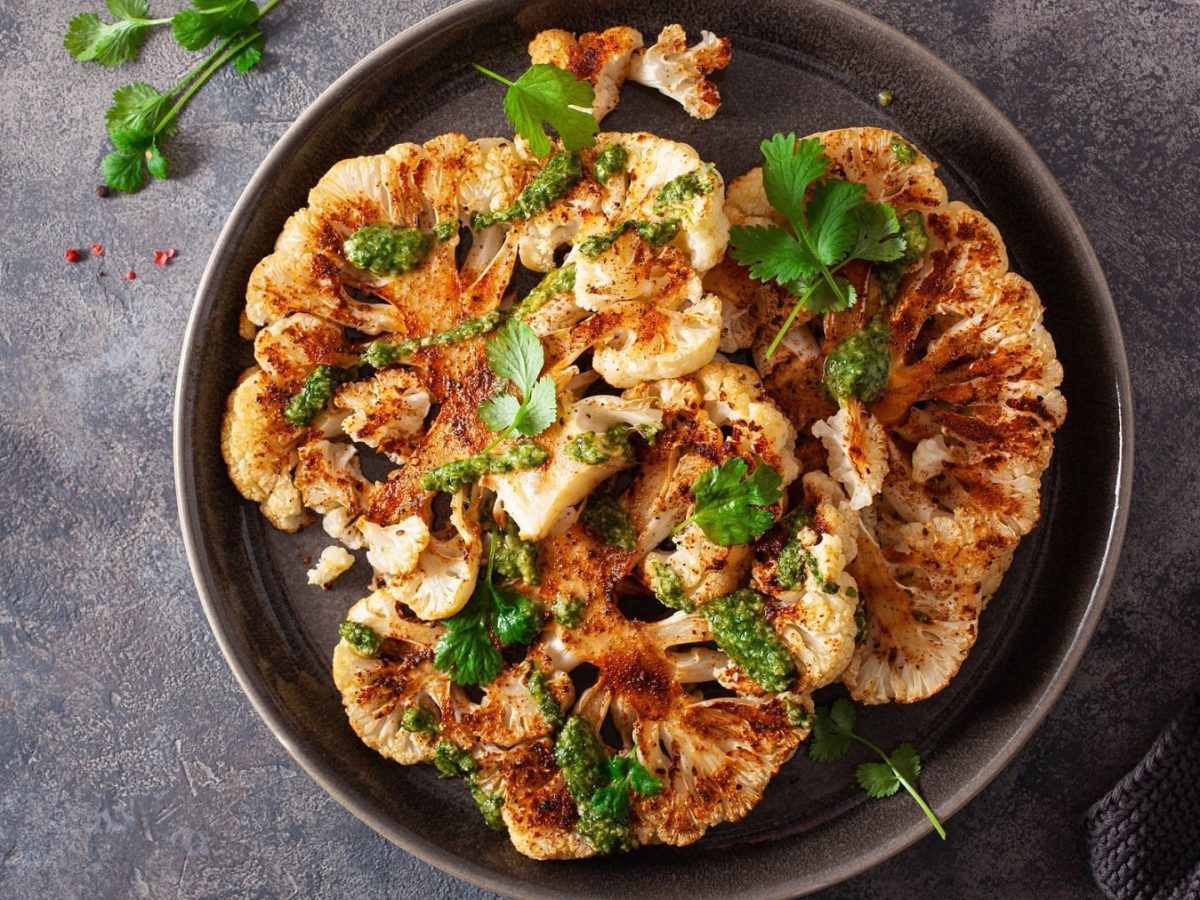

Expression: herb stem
xmin=153 ymin=27 xmax=261 ymax=137
xmin=848 ymin=732 xmax=946 ymax=839
xmin=472 ymin=63 xmax=516 ymax=87
xmin=764 ymin=279 xmax=821 ymax=359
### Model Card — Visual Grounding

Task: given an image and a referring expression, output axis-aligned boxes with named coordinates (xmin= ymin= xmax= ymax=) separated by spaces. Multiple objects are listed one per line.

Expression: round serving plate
xmin=173 ymin=0 xmax=1132 ymax=895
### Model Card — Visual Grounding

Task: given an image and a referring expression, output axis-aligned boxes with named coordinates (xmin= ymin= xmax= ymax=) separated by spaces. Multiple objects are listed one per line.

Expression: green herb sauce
xmin=578 ymin=218 xmax=680 ymax=259
xmin=582 ymin=491 xmax=636 ymax=551
xmin=401 ymin=706 xmax=439 ymax=736
xmin=567 ymin=422 xmax=659 ymax=466
xmin=890 ymin=136 xmax=917 ymax=164
xmin=650 ymin=561 xmax=691 ymax=612
xmin=421 ymin=441 xmax=548 ymax=493
xmin=337 ymin=620 xmax=381 ymax=657
xmin=526 ymin=667 xmax=566 ymax=731
xmin=592 ymin=144 xmax=628 ymax=185
xmin=433 ymin=740 xmax=477 ymax=780
xmin=823 ymin=315 xmax=892 ymax=405
xmin=554 ymin=715 xmax=609 ymax=804
xmin=876 ymin=210 xmax=929 ymax=299
xmin=491 ymin=516 xmax=540 ymax=586
xmin=784 ymin=698 xmax=813 ymax=729
xmin=474 ymin=151 xmax=583 ymax=228
xmin=577 ymin=804 xmax=633 ymax=855
xmin=551 ymin=594 xmax=586 ymax=628
xmin=470 ymin=784 xmax=506 ymax=831
xmin=285 ymin=364 xmax=355 ymax=426
xmin=360 ymin=309 xmax=504 ymax=369
xmin=703 ymin=589 xmax=796 ymax=693
xmin=509 ymin=264 xmax=576 ymax=321
xmin=652 ymin=163 xmax=715 ymax=214
xmin=344 ymin=223 xmax=434 ymax=276
xmin=433 ymin=218 xmax=457 ymax=241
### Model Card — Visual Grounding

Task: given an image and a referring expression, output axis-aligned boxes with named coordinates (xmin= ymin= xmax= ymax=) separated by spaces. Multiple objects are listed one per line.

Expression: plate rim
xmin=172 ymin=0 xmax=1134 ymax=894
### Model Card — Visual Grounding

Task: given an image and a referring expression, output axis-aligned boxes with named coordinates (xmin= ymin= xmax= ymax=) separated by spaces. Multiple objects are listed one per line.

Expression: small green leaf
xmin=807 ymin=179 xmax=867 ymax=267
xmin=888 ymin=742 xmax=922 ymax=784
xmin=850 ymin=202 xmax=906 ymax=262
xmin=829 ymin=698 xmax=857 ymax=732
xmin=107 ymin=127 xmax=153 ymax=154
xmin=680 ymin=457 xmax=783 ymax=546
xmin=101 ymin=150 xmax=146 ymax=193
xmin=480 ymin=63 xmax=599 ymax=158
xmin=434 ymin=616 xmax=503 ymax=686
xmin=105 ymin=82 xmax=176 ymax=138
xmin=64 ymin=10 xmax=151 ymax=66
xmin=806 ymin=277 xmax=857 ymax=314
xmin=107 ymin=0 xmax=149 ymax=17
xmin=230 ymin=30 xmax=265 ymax=74
xmin=759 ymin=134 xmax=826 ymax=229
xmin=477 ymin=394 xmax=521 ymax=433
xmin=728 ymin=224 xmax=819 ymax=286
xmin=856 ymin=761 xmax=901 ymax=798
xmin=145 ymin=142 xmax=169 ymax=180
xmin=491 ymin=585 xmax=541 ymax=645
xmin=509 ymin=375 xmax=556 ymax=437
xmin=486 ymin=318 xmax=544 ymax=397
xmin=627 ymin=761 xmax=662 ymax=797
xmin=172 ymin=0 xmax=260 ymax=51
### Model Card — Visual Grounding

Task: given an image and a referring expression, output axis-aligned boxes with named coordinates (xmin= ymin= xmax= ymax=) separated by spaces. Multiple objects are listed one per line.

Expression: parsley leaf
xmin=809 ymin=699 xmax=946 ymax=838
xmin=64 ymin=0 xmax=160 ymax=66
xmin=172 ymin=0 xmax=260 ymax=52
xmin=474 ymin=63 xmax=599 ymax=158
xmin=675 ymin=457 xmax=783 ymax=546
xmin=433 ymin=543 xmax=544 ymax=686
xmin=478 ymin=319 xmax=558 ymax=443
xmin=729 ymin=133 xmax=908 ymax=358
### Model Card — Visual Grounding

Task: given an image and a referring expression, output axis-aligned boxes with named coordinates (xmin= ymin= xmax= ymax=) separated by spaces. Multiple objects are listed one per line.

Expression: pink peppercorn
xmin=65 ymin=247 xmax=81 ymax=263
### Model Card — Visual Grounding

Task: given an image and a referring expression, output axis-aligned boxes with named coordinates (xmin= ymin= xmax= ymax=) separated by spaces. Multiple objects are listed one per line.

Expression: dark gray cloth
xmin=1087 ymin=694 xmax=1200 ymax=899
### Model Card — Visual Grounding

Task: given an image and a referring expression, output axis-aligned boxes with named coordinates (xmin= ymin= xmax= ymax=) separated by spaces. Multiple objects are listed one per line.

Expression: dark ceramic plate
xmin=173 ymin=0 xmax=1132 ymax=895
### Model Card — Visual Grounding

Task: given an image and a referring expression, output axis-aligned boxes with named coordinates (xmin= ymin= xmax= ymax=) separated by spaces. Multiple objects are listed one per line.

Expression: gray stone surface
xmin=0 ymin=0 xmax=1196 ymax=897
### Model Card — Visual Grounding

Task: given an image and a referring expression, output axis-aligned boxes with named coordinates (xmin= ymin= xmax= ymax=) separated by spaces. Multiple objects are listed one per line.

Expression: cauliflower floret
xmin=361 ymin=515 xmax=430 ymax=582
xmin=323 ymin=507 xmax=365 ymax=549
xmin=812 ymin=398 xmax=889 ymax=510
xmin=253 ymin=313 xmax=345 ymax=385
xmin=294 ymin=439 xmax=367 ymax=515
xmin=484 ymin=395 xmax=662 ymax=541
xmin=528 ymin=27 xmax=644 ymax=121
xmin=307 ymin=545 xmax=356 ymax=588
xmin=380 ymin=491 xmax=481 ymax=619
xmin=591 ymin=291 xmax=722 ymax=387
xmin=642 ymin=521 xmax=750 ymax=610
xmin=627 ymin=24 xmax=731 ymax=119
xmin=220 ymin=367 xmax=309 ymax=532
xmin=766 ymin=571 xmax=859 ymax=691
xmin=335 ymin=368 xmax=431 ymax=464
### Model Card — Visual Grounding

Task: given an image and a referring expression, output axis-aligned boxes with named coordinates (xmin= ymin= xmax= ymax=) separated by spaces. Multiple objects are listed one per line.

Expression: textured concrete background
xmin=1 ymin=0 xmax=1197 ymax=897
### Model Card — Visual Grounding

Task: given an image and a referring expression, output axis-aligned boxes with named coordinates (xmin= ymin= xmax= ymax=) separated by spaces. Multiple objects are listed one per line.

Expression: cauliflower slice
xmin=220 ymin=367 xmax=309 ymax=532
xmin=361 ymin=515 xmax=430 ymax=582
xmin=380 ymin=491 xmax=482 ymax=619
xmin=307 ymin=545 xmax=356 ymax=588
xmin=335 ymin=368 xmax=431 ymax=464
xmin=642 ymin=522 xmax=750 ymax=610
xmin=528 ymin=27 xmax=644 ymax=121
xmin=591 ymin=291 xmax=722 ymax=387
xmin=253 ymin=313 xmax=345 ymax=386
xmin=627 ymin=25 xmax=732 ymax=119
xmin=812 ymin=398 xmax=889 ymax=510
xmin=294 ymin=439 xmax=367 ymax=515
xmin=484 ymin=395 xmax=662 ymax=541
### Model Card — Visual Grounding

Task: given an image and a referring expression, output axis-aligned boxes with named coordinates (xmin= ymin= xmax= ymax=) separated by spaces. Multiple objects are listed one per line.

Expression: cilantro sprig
xmin=674 ymin=457 xmax=783 ymax=546
xmin=810 ymin=698 xmax=946 ymax=839
xmin=433 ymin=540 xmax=543 ymax=686
xmin=589 ymin=754 xmax=663 ymax=820
xmin=473 ymin=63 xmax=599 ymax=158
xmin=478 ymin=319 xmax=558 ymax=447
xmin=729 ymin=133 xmax=907 ymax=358
xmin=65 ymin=0 xmax=281 ymax=193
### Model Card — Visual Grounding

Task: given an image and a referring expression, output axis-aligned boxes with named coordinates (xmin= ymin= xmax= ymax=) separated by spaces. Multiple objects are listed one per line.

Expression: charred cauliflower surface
xmin=221 ymin=55 xmax=1062 ymax=857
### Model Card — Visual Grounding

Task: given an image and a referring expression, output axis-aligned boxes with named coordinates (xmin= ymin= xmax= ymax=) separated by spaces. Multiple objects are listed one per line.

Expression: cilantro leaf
xmin=627 ymin=760 xmax=663 ymax=797
xmin=676 ymin=458 xmax=783 ymax=546
xmin=588 ymin=754 xmax=662 ymax=821
xmin=172 ymin=0 xmax=260 ymax=52
xmin=101 ymin=150 xmax=148 ymax=193
xmin=808 ymin=699 xmax=946 ymax=838
xmin=729 ymin=133 xmax=907 ymax=358
xmin=492 ymin=584 xmax=542 ymax=645
xmin=230 ymin=29 xmax=264 ymax=74
xmin=807 ymin=179 xmax=867 ymax=266
xmin=434 ymin=611 xmax=503 ymax=687
xmin=105 ymin=82 xmax=177 ymax=139
xmin=856 ymin=761 xmax=901 ymax=798
xmin=475 ymin=63 xmax=599 ymax=158
xmin=65 ymin=0 xmax=155 ymax=66
xmin=760 ymin=134 xmax=826 ymax=227
xmin=479 ymin=319 xmax=557 ymax=442
xmin=145 ymin=142 xmax=169 ymax=179
xmin=728 ymin=224 xmax=818 ymax=286
xmin=108 ymin=126 xmax=153 ymax=154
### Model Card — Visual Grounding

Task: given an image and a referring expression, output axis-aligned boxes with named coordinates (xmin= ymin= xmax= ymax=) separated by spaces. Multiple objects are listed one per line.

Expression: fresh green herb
xmin=703 ymin=589 xmax=796 ymax=693
xmin=592 ymin=144 xmax=628 ymax=184
xmin=477 ymin=318 xmax=558 ymax=446
xmin=473 ymin=63 xmax=599 ymax=158
xmin=337 ymin=620 xmax=381 ymax=657
xmin=875 ymin=210 xmax=929 ymax=300
xmin=473 ymin=151 xmax=584 ymax=228
xmin=433 ymin=218 xmax=457 ymax=241
xmin=551 ymin=594 xmax=585 ymax=628
xmin=578 ymin=218 xmax=680 ymax=258
xmin=728 ymin=133 xmax=907 ymax=357
xmin=401 ymin=706 xmax=439 ymax=736
xmin=509 ymin=264 xmax=576 ymax=321
xmin=649 ymin=561 xmax=691 ymax=612
xmin=853 ymin=601 xmax=866 ymax=643
xmin=823 ymin=315 xmax=892 ymax=405
xmin=889 ymin=136 xmax=916 ymax=164
xmin=526 ymin=667 xmax=566 ymax=731
xmin=433 ymin=542 xmax=543 ymax=686
xmin=67 ymin=0 xmax=281 ymax=193
xmin=674 ymin=457 xmax=782 ymax=546
xmin=284 ymin=364 xmax=354 ymax=427
xmin=420 ymin=441 xmax=547 ymax=493
xmin=576 ymin=753 xmax=662 ymax=855
xmin=582 ymin=489 xmax=636 ymax=551
xmin=343 ymin=223 xmax=434 ymax=276
xmin=810 ymin=698 xmax=946 ymax=839
xmin=433 ymin=740 xmax=477 ymax=779
xmin=653 ymin=164 xmax=716 ymax=215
